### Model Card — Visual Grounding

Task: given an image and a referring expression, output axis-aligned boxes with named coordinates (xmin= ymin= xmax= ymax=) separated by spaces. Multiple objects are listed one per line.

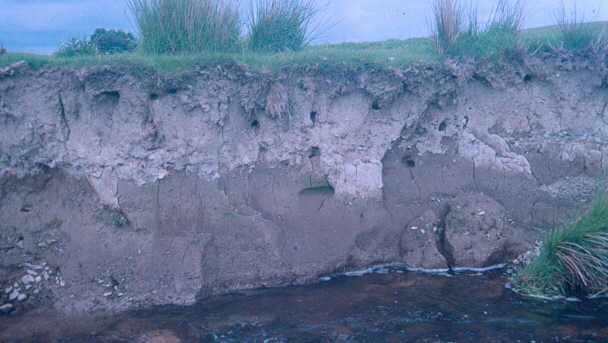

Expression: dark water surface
xmin=2 ymin=268 xmax=608 ymax=343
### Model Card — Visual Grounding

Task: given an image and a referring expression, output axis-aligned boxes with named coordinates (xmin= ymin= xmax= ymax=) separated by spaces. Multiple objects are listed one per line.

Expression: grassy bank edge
xmin=1 ymin=19 xmax=606 ymax=77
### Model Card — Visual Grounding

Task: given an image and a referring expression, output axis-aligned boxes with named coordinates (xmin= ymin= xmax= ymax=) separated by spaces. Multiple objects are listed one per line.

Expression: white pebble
xmin=27 ymin=270 xmax=38 ymax=276
xmin=411 ymin=226 xmax=418 ymax=230
xmin=26 ymin=263 xmax=45 ymax=270
xmin=21 ymin=275 xmax=35 ymax=284
xmin=17 ymin=294 xmax=27 ymax=301
xmin=103 ymin=292 xmax=112 ymax=297
xmin=35 ymin=276 xmax=42 ymax=283
xmin=4 ymin=286 xmax=12 ymax=294
xmin=478 ymin=210 xmax=486 ymax=216
xmin=9 ymin=290 xmax=19 ymax=301
xmin=60 ymin=280 xmax=66 ymax=287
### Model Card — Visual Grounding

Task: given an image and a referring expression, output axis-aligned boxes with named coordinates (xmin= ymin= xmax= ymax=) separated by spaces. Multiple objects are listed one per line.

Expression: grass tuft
xmin=430 ymin=0 xmax=464 ymax=55
xmin=430 ymin=0 xmax=527 ymax=58
xmin=128 ymin=0 xmax=241 ymax=54
xmin=246 ymin=0 xmax=321 ymax=52
xmin=555 ymin=1 xmax=607 ymax=50
xmin=514 ymin=191 xmax=608 ymax=297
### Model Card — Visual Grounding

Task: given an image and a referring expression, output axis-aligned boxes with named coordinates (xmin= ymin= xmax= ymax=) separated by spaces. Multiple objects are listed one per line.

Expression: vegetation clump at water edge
xmin=513 ymin=192 xmax=608 ymax=298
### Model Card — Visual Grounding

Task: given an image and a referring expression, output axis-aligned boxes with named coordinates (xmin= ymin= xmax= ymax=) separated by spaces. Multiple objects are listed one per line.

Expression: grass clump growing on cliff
xmin=555 ymin=2 xmax=607 ymax=50
xmin=429 ymin=0 xmax=465 ymax=55
xmin=430 ymin=0 xmax=526 ymax=57
xmin=514 ymin=192 xmax=608 ymax=297
xmin=128 ymin=0 xmax=240 ymax=54
xmin=246 ymin=0 xmax=321 ymax=52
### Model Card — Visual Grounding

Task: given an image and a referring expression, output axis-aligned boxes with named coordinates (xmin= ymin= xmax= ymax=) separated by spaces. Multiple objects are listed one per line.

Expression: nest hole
xmin=300 ymin=186 xmax=335 ymax=196
xmin=401 ymin=155 xmax=416 ymax=168
xmin=438 ymin=120 xmax=447 ymax=132
xmin=310 ymin=111 xmax=317 ymax=124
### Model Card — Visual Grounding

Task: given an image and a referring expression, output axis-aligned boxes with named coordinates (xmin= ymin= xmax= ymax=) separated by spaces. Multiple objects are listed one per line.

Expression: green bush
xmin=514 ymin=192 xmax=608 ymax=297
xmin=90 ymin=28 xmax=137 ymax=54
xmin=55 ymin=37 xmax=98 ymax=57
xmin=128 ymin=0 xmax=240 ymax=54
xmin=247 ymin=0 xmax=321 ymax=52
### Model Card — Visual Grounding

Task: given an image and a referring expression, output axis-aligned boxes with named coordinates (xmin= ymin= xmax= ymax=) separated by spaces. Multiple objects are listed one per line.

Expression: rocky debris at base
xmin=0 ymin=261 xmax=62 ymax=315
xmin=511 ymin=239 xmax=544 ymax=266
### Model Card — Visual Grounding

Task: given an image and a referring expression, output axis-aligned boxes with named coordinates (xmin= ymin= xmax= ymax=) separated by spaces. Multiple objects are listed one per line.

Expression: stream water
xmin=2 ymin=267 xmax=608 ymax=343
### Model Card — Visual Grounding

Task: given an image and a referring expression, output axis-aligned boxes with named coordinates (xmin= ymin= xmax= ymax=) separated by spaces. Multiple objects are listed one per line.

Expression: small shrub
xmin=247 ymin=0 xmax=321 ymax=52
xmin=514 ymin=192 xmax=608 ymax=297
xmin=90 ymin=28 xmax=137 ymax=54
xmin=128 ymin=0 xmax=240 ymax=54
xmin=55 ymin=37 xmax=98 ymax=57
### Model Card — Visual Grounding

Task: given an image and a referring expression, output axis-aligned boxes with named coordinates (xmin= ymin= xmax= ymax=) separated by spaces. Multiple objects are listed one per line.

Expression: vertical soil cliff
xmin=1 ymin=50 xmax=607 ymax=314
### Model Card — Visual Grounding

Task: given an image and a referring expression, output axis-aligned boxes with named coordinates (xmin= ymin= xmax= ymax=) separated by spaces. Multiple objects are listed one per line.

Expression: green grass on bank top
xmin=0 ymin=21 xmax=606 ymax=77
xmin=0 ymin=37 xmax=437 ymax=76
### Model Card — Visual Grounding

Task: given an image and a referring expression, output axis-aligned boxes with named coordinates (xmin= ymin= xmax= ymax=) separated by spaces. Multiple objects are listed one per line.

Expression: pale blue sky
xmin=0 ymin=0 xmax=606 ymax=55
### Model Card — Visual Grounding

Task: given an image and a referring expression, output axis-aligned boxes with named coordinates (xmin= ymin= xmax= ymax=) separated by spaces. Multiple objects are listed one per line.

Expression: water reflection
xmin=2 ymin=268 xmax=608 ymax=342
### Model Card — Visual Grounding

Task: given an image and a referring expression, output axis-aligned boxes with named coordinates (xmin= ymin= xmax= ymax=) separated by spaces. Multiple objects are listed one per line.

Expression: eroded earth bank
xmin=1 ymin=50 xmax=608 ymax=315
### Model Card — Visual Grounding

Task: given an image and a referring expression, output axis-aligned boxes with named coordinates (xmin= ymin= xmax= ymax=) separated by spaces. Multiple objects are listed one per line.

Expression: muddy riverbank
xmin=1 ymin=49 xmax=608 ymax=314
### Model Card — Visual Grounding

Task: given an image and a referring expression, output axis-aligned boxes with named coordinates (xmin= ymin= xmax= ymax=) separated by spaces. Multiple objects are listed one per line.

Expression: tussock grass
xmin=128 ymin=0 xmax=240 ymax=54
xmin=246 ymin=0 xmax=319 ymax=52
xmin=430 ymin=0 xmax=527 ymax=57
xmin=555 ymin=2 xmax=607 ymax=50
xmin=514 ymin=192 xmax=608 ymax=297
xmin=430 ymin=0 xmax=462 ymax=55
